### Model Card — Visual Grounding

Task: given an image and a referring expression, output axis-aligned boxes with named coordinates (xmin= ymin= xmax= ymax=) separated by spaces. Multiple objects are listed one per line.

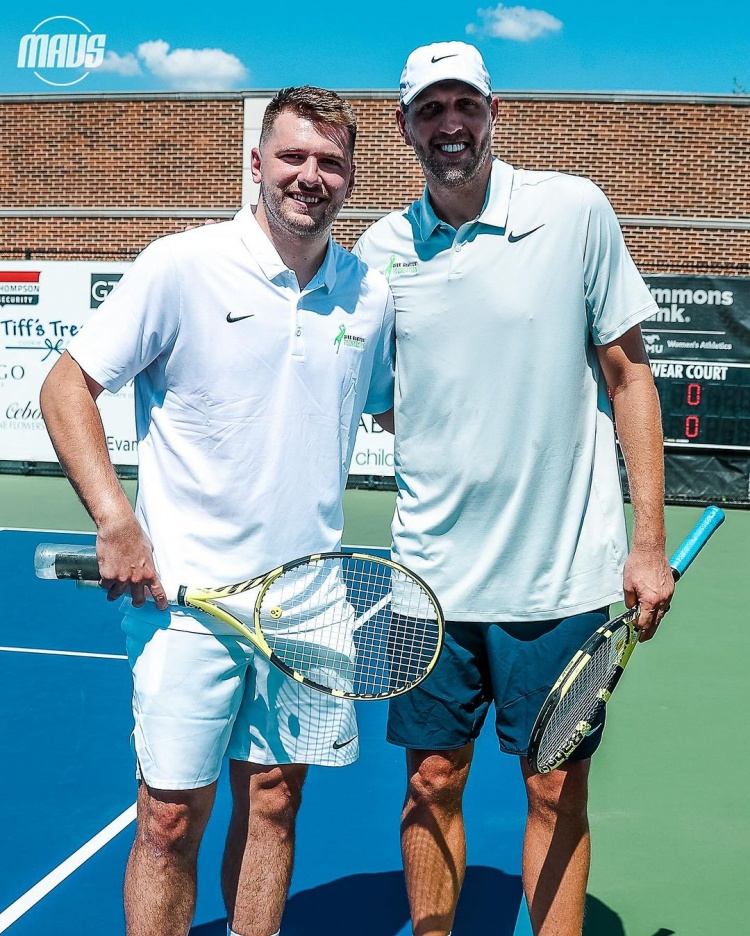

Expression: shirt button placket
xmin=292 ymin=295 xmax=305 ymax=359
xmin=449 ymin=238 xmax=464 ymax=278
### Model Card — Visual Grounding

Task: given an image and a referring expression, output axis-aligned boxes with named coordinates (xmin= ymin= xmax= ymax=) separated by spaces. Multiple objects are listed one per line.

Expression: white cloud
xmin=136 ymin=40 xmax=248 ymax=91
xmin=96 ymin=51 xmax=142 ymax=76
xmin=91 ymin=39 xmax=248 ymax=89
xmin=467 ymin=4 xmax=563 ymax=41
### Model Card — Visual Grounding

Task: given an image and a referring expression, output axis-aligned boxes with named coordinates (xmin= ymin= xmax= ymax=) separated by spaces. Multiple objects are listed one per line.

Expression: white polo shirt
xmin=67 ymin=206 xmax=394 ymax=621
xmin=354 ymin=158 xmax=658 ymax=622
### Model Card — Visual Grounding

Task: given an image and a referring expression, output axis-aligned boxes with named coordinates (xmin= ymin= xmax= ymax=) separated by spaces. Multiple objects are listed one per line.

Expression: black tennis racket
xmin=527 ymin=506 xmax=725 ymax=774
xmin=34 ymin=545 xmax=444 ymax=701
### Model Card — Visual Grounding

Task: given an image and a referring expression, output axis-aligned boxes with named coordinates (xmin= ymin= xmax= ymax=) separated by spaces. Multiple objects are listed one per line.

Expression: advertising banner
xmin=0 ymin=261 xmax=135 ymax=465
xmin=642 ymin=275 xmax=750 ymax=363
xmin=4 ymin=265 xmax=749 ymax=491
xmin=0 ymin=260 xmax=396 ymax=477
xmin=642 ymin=276 xmax=750 ymax=451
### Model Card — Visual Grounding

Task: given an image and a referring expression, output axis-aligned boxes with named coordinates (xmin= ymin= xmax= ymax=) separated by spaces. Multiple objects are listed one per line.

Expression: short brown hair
xmin=260 ymin=86 xmax=357 ymax=157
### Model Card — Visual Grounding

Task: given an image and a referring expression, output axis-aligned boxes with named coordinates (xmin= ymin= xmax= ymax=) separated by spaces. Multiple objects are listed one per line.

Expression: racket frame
xmin=177 ymin=551 xmax=445 ymax=701
xmin=526 ymin=505 xmax=725 ymax=774
xmin=35 ymin=543 xmax=445 ymax=701
xmin=527 ymin=605 xmax=639 ymax=774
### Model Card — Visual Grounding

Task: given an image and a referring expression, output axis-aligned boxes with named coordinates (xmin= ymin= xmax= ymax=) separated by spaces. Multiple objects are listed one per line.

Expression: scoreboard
xmin=650 ymin=360 xmax=750 ymax=449
xmin=642 ymin=276 xmax=750 ymax=452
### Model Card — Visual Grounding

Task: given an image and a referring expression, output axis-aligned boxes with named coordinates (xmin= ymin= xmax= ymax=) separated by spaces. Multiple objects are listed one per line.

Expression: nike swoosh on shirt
xmin=226 ymin=313 xmax=254 ymax=323
xmin=507 ymin=224 xmax=545 ymax=243
xmin=431 ymin=54 xmax=458 ymax=63
xmin=332 ymin=735 xmax=357 ymax=750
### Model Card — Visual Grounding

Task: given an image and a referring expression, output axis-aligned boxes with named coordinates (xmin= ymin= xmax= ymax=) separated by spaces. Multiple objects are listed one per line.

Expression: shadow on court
xmin=582 ymin=897 xmax=676 ymax=936
xmin=191 ymin=865 xmax=523 ymax=935
xmin=583 ymin=894 xmax=625 ymax=935
xmin=192 ymin=869 xmax=640 ymax=936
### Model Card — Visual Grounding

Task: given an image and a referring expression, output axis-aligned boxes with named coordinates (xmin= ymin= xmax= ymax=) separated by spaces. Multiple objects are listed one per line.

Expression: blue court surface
xmin=0 ymin=528 xmax=533 ymax=936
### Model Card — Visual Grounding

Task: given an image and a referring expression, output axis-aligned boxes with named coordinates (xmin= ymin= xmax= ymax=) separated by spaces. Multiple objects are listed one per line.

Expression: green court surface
xmin=0 ymin=475 xmax=396 ymax=548
xmin=2 ymin=474 xmax=748 ymax=935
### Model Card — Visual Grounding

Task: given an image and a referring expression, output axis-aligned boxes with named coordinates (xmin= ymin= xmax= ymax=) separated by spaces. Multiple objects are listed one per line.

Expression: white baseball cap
xmin=399 ymin=41 xmax=492 ymax=106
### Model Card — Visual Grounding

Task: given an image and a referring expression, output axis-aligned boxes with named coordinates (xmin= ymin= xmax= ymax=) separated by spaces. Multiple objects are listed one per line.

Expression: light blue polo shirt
xmin=354 ymin=159 xmax=658 ymax=622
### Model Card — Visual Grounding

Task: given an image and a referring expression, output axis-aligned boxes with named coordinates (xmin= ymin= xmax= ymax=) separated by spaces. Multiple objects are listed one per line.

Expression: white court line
xmin=0 ymin=802 xmax=137 ymax=931
xmin=0 ymin=646 xmax=127 ymax=661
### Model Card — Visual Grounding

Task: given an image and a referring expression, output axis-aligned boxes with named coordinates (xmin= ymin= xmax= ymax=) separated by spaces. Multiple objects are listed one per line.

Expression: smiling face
xmin=398 ymin=80 xmax=497 ymax=189
xmin=252 ymin=108 xmax=355 ymax=240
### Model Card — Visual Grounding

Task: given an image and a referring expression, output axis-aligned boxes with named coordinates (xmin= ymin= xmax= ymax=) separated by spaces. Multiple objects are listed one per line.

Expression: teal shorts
xmin=387 ymin=609 xmax=608 ymax=758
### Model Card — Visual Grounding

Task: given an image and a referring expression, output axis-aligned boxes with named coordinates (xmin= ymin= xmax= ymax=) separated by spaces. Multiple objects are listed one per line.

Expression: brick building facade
xmin=0 ymin=89 xmax=748 ymax=272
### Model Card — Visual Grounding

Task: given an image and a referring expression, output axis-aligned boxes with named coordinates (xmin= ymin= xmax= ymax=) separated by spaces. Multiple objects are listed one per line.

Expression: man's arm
xmin=40 ymin=351 xmax=168 ymax=609
xmin=597 ymin=325 xmax=674 ymax=640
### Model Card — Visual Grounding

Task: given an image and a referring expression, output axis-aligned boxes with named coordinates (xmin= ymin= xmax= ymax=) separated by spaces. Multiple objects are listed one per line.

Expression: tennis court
xmin=0 ymin=475 xmax=748 ymax=935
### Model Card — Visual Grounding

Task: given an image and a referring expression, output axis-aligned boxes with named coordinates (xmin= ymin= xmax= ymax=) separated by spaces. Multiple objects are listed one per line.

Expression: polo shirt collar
xmin=315 ymin=237 xmax=338 ymax=293
xmin=414 ymin=157 xmax=514 ymax=240
xmin=234 ymin=203 xmax=337 ymax=292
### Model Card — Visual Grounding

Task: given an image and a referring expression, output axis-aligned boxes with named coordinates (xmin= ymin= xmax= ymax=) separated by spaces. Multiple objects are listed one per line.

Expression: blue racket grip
xmin=669 ymin=506 xmax=725 ymax=581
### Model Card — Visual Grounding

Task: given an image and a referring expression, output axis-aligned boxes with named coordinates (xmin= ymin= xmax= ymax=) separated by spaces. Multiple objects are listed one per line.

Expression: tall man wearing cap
xmin=354 ymin=42 xmax=673 ymax=936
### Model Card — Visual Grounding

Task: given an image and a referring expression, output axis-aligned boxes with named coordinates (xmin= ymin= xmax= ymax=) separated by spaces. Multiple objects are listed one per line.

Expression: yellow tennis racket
xmin=35 ymin=544 xmax=444 ymax=701
xmin=527 ymin=506 xmax=725 ymax=774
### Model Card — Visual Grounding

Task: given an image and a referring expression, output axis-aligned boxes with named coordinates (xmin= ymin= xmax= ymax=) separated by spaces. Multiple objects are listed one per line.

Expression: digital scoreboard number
xmin=650 ymin=362 xmax=750 ymax=450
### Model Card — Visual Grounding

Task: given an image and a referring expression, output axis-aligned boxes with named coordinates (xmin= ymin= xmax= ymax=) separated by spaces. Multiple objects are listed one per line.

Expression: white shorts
xmin=121 ymin=606 xmax=359 ymax=790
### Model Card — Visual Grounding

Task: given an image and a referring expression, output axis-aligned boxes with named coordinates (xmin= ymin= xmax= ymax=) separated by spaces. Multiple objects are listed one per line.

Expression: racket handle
xmin=668 ymin=506 xmax=725 ymax=581
xmin=34 ymin=543 xmax=100 ymax=581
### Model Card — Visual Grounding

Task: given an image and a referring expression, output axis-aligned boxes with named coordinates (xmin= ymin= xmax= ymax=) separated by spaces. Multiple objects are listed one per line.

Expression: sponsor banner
xmin=0 ymin=261 xmax=136 ymax=464
xmin=642 ymin=275 xmax=750 ymax=363
xmin=642 ymin=275 xmax=750 ymax=452
xmin=350 ymin=414 xmax=394 ymax=477
xmin=0 ymin=261 xmax=394 ymax=476
xmin=17 ymin=269 xmax=749 ymax=479
xmin=0 ymin=270 xmax=41 ymax=306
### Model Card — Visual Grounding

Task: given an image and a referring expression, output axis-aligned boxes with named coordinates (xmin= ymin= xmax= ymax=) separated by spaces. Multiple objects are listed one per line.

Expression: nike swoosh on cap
xmin=431 ymin=54 xmax=458 ymax=63
xmin=507 ymin=224 xmax=545 ymax=243
xmin=226 ymin=312 xmax=254 ymax=323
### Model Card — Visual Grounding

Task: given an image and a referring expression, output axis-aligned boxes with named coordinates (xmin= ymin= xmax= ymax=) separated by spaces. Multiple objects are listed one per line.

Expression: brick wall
xmin=0 ymin=92 xmax=747 ymax=274
xmin=619 ymin=228 xmax=750 ymax=274
xmin=0 ymin=218 xmax=222 ymax=259
xmin=0 ymin=97 xmax=243 ymax=259
xmin=494 ymin=100 xmax=749 ymax=218
xmin=0 ymin=99 xmax=243 ymax=206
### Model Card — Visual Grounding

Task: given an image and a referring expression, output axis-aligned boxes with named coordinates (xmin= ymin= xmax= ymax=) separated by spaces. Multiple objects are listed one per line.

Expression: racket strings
xmin=535 ymin=623 xmax=632 ymax=769
xmin=255 ymin=556 xmax=442 ymax=698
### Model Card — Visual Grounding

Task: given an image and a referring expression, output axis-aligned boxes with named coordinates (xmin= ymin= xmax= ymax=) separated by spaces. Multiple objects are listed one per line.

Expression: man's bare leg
xmin=222 ymin=761 xmax=308 ymax=936
xmin=124 ymin=780 xmax=217 ymax=936
xmin=521 ymin=758 xmax=591 ymax=936
xmin=401 ymin=744 xmax=473 ymax=936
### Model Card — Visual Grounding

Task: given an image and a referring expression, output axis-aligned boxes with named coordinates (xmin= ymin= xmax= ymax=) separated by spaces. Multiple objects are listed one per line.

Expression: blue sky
xmin=2 ymin=1 xmax=749 ymax=96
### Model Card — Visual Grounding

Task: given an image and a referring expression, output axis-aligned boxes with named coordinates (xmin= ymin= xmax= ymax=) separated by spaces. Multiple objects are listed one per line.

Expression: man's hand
xmin=96 ymin=517 xmax=169 ymax=610
xmin=622 ymin=544 xmax=675 ymax=641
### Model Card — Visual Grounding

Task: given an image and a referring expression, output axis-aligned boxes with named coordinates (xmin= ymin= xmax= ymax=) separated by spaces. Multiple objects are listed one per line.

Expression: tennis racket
xmin=34 ymin=545 xmax=444 ymax=701
xmin=527 ymin=505 xmax=725 ymax=774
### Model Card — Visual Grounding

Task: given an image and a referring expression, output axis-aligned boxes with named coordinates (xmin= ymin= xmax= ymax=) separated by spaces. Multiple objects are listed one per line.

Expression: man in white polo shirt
xmin=354 ymin=43 xmax=674 ymax=936
xmin=40 ymin=87 xmax=394 ymax=936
